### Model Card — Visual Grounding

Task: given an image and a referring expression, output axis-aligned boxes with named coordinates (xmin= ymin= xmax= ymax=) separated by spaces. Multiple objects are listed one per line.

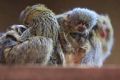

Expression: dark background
xmin=0 ymin=0 xmax=119 ymax=65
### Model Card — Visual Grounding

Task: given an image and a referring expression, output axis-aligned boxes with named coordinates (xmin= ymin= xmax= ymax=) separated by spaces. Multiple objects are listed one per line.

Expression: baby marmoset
xmin=94 ymin=15 xmax=113 ymax=63
xmin=95 ymin=15 xmax=114 ymax=62
xmin=1 ymin=4 xmax=65 ymax=65
xmin=56 ymin=8 xmax=98 ymax=65
xmin=80 ymin=14 xmax=114 ymax=67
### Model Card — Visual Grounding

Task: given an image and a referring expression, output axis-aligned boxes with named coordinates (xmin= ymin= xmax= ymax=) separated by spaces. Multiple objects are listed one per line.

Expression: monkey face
xmin=94 ymin=15 xmax=113 ymax=41
xmin=63 ymin=8 xmax=97 ymax=34
xmin=66 ymin=14 xmax=88 ymax=33
xmin=8 ymin=25 xmax=27 ymax=35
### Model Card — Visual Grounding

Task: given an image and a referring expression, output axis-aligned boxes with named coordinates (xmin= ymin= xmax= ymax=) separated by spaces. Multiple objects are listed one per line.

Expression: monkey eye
xmin=78 ymin=21 xmax=87 ymax=26
xmin=20 ymin=27 xmax=27 ymax=33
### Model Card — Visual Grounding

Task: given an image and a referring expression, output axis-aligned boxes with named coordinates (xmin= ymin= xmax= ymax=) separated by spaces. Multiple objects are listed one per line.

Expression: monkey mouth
xmin=70 ymin=32 xmax=87 ymax=39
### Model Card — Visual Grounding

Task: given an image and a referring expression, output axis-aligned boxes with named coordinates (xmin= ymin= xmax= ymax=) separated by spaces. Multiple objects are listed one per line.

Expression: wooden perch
xmin=0 ymin=65 xmax=120 ymax=80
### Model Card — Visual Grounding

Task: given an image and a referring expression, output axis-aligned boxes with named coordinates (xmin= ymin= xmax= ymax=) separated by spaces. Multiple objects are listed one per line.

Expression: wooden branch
xmin=0 ymin=65 xmax=120 ymax=80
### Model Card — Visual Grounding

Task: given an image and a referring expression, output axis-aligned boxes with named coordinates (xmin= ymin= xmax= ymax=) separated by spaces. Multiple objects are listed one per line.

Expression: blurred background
xmin=0 ymin=0 xmax=119 ymax=65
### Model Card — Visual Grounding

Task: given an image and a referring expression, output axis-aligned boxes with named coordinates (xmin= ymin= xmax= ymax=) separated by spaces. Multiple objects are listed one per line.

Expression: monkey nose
xmin=76 ymin=24 xmax=86 ymax=32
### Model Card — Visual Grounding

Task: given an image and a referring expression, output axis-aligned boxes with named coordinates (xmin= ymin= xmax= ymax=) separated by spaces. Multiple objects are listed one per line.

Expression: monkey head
xmin=57 ymin=8 xmax=98 ymax=34
xmin=0 ymin=24 xmax=26 ymax=47
xmin=93 ymin=15 xmax=113 ymax=41
xmin=19 ymin=4 xmax=55 ymax=28
xmin=7 ymin=25 xmax=27 ymax=35
xmin=57 ymin=8 xmax=98 ymax=47
xmin=19 ymin=4 xmax=60 ymax=43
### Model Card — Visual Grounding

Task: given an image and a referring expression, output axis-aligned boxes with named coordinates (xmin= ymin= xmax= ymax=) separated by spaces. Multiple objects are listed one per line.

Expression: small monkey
xmin=1 ymin=4 xmax=65 ymax=65
xmin=80 ymin=14 xmax=114 ymax=67
xmin=56 ymin=8 xmax=98 ymax=65
xmin=92 ymin=14 xmax=114 ymax=63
